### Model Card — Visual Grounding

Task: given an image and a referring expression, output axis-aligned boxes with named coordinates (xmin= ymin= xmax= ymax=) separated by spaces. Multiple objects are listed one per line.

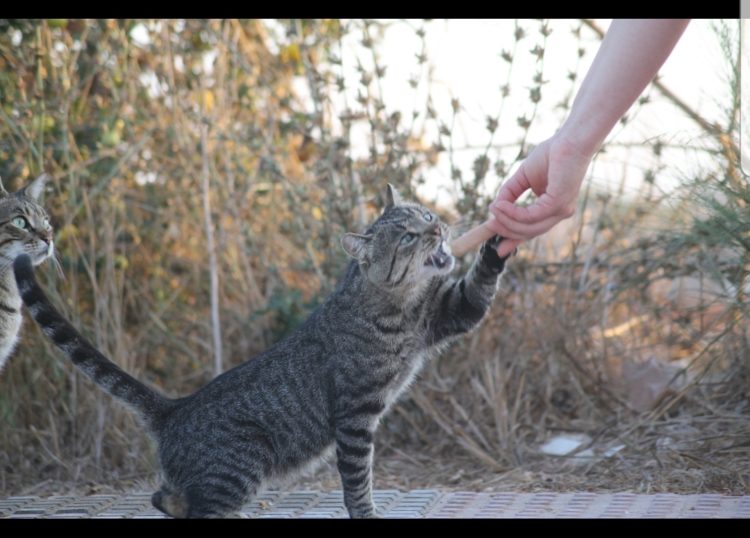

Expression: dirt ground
xmin=11 ymin=438 xmax=749 ymax=499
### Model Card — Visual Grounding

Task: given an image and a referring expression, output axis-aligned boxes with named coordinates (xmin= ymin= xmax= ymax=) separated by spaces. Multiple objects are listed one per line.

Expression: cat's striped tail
xmin=14 ymin=254 xmax=172 ymax=429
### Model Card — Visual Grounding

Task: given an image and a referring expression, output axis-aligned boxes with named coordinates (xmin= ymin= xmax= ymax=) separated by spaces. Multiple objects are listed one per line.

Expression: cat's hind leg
xmin=152 ymin=485 xmax=189 ymax=518
xmin=153 ymin=484 xmax=247 ymax=518
xmin=183 ymin=482 xmax=249 ymax=519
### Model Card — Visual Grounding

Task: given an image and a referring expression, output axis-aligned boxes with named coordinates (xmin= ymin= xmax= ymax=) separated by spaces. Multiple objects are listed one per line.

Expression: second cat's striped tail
xmin=14 ymin=254 xmax=172 ymax=429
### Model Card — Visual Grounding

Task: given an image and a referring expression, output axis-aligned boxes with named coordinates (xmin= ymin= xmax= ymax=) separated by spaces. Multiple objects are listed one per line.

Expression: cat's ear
xmin=0 ymin=176 xmax=8 ymax=198
xmin=384 ymin=183 xmax=402 ymax=210
xmin=341 ymin=233 xmax=372 ymax=261
xmin=20 ymin=173 xmax=51 ymax=201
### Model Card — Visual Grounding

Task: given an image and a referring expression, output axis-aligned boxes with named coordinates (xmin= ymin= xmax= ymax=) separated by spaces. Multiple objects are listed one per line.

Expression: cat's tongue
xmin=426 ymin=242 xmax=452 ymax=269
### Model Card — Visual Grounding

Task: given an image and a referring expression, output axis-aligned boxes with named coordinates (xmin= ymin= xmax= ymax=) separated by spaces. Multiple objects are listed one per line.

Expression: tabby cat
xmin=14 ymin=185 xmax=509 ymax=518
xmin=0 ymin=173 xmax=54 ymax=373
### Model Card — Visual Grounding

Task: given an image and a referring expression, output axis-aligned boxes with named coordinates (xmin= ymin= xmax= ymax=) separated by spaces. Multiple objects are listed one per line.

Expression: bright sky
xmin=333 ymin=19 xmax=736 ymax=208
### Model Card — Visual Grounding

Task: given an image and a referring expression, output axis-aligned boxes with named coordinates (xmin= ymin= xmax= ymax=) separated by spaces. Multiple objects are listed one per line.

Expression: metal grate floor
xmin=2 ymin=490 xmax=749 ymax=518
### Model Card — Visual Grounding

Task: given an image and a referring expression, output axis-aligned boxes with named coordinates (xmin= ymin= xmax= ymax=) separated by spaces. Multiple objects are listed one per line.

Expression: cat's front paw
xmin=349 ymin=509 xmax=378 ymax=519
xmin=347 ymin=503 xmax=378 ymax=518
xmin=480 ymin=235 xmax=512 ymax=273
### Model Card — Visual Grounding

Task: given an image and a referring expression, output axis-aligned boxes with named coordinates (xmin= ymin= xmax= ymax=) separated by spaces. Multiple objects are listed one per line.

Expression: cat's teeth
xmin=425 ymin=241 xmax=454 ymax=269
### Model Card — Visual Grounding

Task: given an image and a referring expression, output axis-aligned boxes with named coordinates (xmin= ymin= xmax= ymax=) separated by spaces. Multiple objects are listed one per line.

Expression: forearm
xmin=428 ymin=239 xmax=507 ymax=345
xmin=559 ymin=19 xmax=690 ymax=157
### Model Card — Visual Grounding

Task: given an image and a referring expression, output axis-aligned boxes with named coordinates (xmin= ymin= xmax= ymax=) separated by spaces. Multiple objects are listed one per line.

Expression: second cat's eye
xmin=400 ymin=233 xmax=417 ymax=246
xmin=423 ymin=212 xmax=433 ymax=222
xmin=11 ymin=216 xmax=28 ymax=229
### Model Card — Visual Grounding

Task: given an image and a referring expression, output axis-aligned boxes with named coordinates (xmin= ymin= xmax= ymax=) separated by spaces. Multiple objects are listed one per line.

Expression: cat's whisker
xmin=50 ymin=253 xmax=65 ymax=280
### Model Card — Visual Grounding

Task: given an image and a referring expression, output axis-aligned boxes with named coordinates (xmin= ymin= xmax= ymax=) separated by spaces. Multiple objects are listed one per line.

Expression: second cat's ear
xmin=384 ymin=183 xmax=402 ymax=210
xmin=19 ymin=173 xmax=51 ymax=201
xmin=341 ymin=233 xmax=372 ymax=261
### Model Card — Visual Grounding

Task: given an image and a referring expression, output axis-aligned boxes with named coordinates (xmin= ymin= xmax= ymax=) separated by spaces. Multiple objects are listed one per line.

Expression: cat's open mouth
xmin=425 ymin=241 xmax=453 ymax=270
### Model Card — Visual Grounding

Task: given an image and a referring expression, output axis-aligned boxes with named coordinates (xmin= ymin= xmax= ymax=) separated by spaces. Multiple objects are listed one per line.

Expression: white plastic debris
xmin=540 ymin=434 xmax=591 ymax=456
xmin=540 ymin=434 xmax=626 ymax=465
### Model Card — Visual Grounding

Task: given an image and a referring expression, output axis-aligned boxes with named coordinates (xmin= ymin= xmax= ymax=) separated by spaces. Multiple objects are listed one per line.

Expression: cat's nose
xmin=427 ymin=223 xmax=441 ymax=237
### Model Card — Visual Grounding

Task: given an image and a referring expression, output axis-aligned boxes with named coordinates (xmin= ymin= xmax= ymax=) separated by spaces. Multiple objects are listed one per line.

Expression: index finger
xmin=493 ymin=192 xmax=562 ymax=225
xmin=494 ymin=165 xmax=531 ymax=204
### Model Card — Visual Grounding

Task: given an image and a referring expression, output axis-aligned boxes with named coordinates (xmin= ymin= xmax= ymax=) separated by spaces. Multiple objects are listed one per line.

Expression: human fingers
xmin=489 ymin=200 xmax=567 ymax=239
xmin=496 ymin=237 xmax=522 ymax=258
xmin=494 ymin=165 xmax=532 ymax=204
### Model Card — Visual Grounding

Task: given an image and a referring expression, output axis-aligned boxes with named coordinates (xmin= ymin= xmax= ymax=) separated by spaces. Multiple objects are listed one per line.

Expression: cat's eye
xmin=400 ymin=233 xmax=417 ymax=246
xmin=423 ymin=212 xmax=433 ymax=222
xmin=11 ymin=216 xmax=28 ymax=230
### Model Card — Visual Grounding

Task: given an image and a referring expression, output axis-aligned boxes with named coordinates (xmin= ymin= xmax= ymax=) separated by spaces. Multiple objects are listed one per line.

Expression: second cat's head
xmin=342 ymin=184 xmax=454 ymax=289
xmin=0 ymin=174 xmax=54 ymax=268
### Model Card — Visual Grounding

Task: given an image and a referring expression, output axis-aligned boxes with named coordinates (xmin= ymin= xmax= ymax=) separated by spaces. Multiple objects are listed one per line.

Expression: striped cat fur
xmin=13 ymin=185 xmax=509 ymax=518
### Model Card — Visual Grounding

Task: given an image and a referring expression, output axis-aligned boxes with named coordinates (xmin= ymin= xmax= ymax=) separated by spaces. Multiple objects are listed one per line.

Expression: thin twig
xmin=200 ymin=122 xmax=223 ymax=377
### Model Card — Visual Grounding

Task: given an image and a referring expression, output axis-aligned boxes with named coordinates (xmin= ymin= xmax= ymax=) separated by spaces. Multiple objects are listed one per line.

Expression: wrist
xmin=554 ymin=120 xmax=602 ymax=161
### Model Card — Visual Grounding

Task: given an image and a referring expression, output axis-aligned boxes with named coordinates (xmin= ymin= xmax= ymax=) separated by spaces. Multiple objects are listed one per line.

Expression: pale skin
xmin=486 ymin=19 xmax=691 ymax=258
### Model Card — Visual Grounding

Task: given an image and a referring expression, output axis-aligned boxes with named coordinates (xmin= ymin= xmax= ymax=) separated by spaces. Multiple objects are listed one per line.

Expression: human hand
xmin=487 ymin=134 xmax=592 ymax=257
